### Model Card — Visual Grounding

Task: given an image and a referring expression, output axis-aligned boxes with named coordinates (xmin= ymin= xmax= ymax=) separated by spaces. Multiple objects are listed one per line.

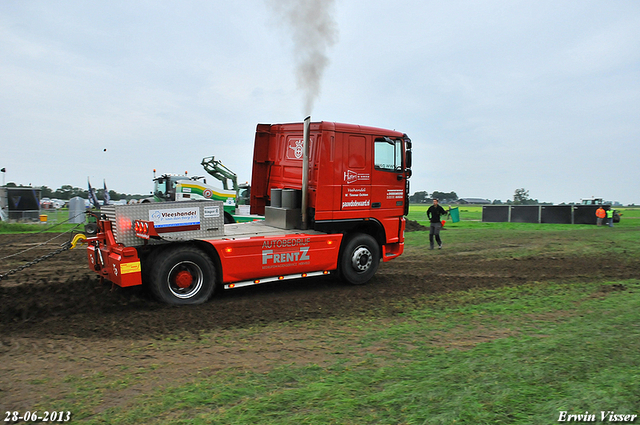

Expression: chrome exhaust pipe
xmin=301 ymin=116 xmax=310 ymax=230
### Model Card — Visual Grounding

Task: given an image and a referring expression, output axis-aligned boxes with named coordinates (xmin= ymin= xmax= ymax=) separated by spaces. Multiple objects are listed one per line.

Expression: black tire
xmin=339 ymin=233 xmax=380 ymax=285
xmin=140 ymin=247 xmax=160 ymax=289
xmin=224 ymin=212 xmax=235 ymax=224
xmin=149 ymin=245 xmax=216 ymax=305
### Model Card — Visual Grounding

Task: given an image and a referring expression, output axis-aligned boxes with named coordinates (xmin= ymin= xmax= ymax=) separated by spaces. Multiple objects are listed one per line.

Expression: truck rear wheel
xmin=149 ymin=246 xmax=216 ymax=305
xmin=339 ymin=234 xmax=380 ymax=285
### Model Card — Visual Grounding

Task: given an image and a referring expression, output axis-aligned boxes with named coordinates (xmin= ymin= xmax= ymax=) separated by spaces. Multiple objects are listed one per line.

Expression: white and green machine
xmin=150 ymin=156 xmax=258 ymax=224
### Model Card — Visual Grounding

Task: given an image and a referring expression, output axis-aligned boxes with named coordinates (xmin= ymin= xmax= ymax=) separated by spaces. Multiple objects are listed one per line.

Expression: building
xmin=459 ymin=197 xmax=491 ymax=205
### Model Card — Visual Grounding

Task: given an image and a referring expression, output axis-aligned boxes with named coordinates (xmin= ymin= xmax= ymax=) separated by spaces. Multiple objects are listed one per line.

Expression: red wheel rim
xmin=175 ymin=270 xmax=193 ymax=288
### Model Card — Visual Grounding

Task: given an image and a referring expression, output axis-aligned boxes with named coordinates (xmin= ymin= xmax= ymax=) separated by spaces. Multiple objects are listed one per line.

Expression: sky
xmin=1 ymin=1 xmax=639 ymax=205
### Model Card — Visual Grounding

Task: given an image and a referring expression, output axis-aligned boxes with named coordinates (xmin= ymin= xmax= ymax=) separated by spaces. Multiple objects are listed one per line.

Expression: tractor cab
xmin=153 ymin=173 xmax=206 ymax=202
xmin=580 ymin=197 xmax=605 ymax=206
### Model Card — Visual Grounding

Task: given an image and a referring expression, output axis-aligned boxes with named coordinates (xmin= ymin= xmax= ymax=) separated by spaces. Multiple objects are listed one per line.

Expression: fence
xmin=482 ymin=205 xmax=603 ymax=225
xmin=7 ymin=210 xmax=42 ymax=222
xmin=3 ymin=208 xmax=71 ymax=224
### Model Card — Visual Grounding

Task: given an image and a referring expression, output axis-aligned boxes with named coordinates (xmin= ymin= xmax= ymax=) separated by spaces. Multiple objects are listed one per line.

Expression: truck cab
xmin=250 ymin=121 xmax=412 ymax=258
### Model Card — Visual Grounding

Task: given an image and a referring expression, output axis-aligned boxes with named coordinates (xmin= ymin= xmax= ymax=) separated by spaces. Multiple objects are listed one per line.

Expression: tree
xmin=513 ymin=188 xmax=538 ymax=205
xmin=513 ymin=188 xmax=529 ymax=205
xmin=410 ymin=191 xmax=428 ymax=203
xmin=41 ymin=186 xmax=53 ymax=198
xmin=53 ymin=185 xmax=74 ymax=200
xmin=431 ymin=191 xmax=458 ymax=202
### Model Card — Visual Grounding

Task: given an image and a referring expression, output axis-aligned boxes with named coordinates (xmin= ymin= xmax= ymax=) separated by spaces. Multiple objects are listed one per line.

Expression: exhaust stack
xmin=301 ymin=116 xmax=311 ymax=230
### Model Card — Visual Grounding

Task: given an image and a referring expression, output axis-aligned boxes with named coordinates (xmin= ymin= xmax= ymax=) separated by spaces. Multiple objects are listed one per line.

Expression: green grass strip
xmin=73 ymin=280 xmax=640 ymax=425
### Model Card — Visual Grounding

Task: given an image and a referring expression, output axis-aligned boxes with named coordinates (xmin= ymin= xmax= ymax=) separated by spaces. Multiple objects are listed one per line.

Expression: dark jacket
xmin=427 ymin=205 xmax=447 ymax=223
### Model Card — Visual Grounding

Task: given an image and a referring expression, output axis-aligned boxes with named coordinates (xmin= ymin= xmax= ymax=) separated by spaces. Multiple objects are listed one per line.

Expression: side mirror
xmin=405 ymin=150 xmax=412 ymax=169
xmin=403 ymin=135 xmax=412 ymax=150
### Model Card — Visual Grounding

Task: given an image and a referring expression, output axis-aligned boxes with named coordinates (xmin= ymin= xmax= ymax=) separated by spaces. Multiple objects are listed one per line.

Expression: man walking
xmin=427 ymin=198 xmax=447 ymax=249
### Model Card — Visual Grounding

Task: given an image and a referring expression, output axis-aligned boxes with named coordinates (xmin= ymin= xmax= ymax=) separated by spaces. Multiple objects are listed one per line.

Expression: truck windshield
xmin=374 ymin=138 xmax=403 ymax=171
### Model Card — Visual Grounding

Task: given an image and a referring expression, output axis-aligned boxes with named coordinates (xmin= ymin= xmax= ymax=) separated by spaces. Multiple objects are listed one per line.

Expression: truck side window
xmin=374 ymin=138 xmax=402 ymax=171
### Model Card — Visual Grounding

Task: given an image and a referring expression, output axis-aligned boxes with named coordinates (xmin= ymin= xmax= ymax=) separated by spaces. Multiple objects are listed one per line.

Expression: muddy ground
xmin=1 ymin=230 xmax=638 ymax=415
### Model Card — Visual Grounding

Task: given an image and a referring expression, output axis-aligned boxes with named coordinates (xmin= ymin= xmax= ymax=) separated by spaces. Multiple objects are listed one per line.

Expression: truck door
xmin=371 ymin=137 xmax=405 ymax=213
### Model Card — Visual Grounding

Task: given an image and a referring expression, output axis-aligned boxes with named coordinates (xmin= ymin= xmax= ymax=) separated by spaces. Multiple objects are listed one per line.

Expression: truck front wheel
xmin=150 ymin=246 xmax=216 ymax=305
xmin=339 ymin=234 xmax=380 ymax=285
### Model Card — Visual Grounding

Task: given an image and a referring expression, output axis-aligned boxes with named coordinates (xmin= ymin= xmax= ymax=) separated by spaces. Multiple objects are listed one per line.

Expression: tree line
xmin=8 ymin=181 xmax=540 ymax=205
xmin=409 ymin=191 xmax=458 ymax=203
xmin=410 ymin=188 xmax=539 ymax=205
xmin=4 ymin=182 xmax=145 ymax=201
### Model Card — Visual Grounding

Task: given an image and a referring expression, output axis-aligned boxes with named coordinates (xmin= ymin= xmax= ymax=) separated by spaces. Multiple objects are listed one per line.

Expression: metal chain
xmin=0 ymin=231 xmax=69 ymax=262
xmin=0 ymin=222 xmax=83 ymax=263
xmin=0 ymin=240 xmax=73 ymax=281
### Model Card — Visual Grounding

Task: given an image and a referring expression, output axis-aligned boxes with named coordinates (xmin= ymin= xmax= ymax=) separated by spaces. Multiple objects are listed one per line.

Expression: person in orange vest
xmin=595 ymin=206 xmax=606 ymax=226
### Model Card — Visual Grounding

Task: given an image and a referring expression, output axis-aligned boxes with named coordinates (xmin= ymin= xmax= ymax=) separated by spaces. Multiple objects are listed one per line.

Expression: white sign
xmin=387 ymin=189 xmax=404 ymax=199
xmin=149 ymin=207 xmax=200 ymax=229
xmin=344 ymin=170 xmax=370 ymax=184
xmin=287 ymin=140 xmax=304 ymax=159
xmin=286 ymin=138 xmax=314 ymax=160
xmin=204 ymin=205 xmax=220 ymax=218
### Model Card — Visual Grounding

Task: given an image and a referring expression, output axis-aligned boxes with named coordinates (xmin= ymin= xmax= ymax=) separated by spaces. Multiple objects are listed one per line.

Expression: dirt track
xmin=3 ymin=231 xmax=637 ymax=339
xmin=1 ymin=230 xmax=638 ymax=414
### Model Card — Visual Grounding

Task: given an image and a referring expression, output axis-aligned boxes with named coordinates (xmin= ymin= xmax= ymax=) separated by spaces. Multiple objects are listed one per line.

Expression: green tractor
xmin=146 ymin=157 xmax=259 ymax=224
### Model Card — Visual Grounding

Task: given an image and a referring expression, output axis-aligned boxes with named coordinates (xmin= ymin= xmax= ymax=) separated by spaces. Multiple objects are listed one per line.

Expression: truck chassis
xmin=86 ymin=203 xmax=404 ymax=305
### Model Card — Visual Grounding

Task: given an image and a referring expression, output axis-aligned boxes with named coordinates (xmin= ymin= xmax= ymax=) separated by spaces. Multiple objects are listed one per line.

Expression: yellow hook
xmin=70 ymin=234 xmax=87 ymax=249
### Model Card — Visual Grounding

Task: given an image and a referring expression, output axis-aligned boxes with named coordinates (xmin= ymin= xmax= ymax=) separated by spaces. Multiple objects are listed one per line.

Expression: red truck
xmin=85 ymin=118 xmax=413 ymax=304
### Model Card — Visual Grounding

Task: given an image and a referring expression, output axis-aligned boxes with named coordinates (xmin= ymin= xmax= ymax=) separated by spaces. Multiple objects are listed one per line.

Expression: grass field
xmin=0 ymin=208 xmax=84 ymax=234
xmin=73 ymin=279 xmax=639 ymax=425
xmin=2 ymin=204 xmax=638 ymax=234
xmin=407 ymin=205 xmax=640 ymax=259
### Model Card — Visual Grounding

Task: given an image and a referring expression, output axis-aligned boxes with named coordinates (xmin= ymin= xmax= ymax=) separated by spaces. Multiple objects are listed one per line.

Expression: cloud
xmin=0 ymin=1 xmax=638 ymax=204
